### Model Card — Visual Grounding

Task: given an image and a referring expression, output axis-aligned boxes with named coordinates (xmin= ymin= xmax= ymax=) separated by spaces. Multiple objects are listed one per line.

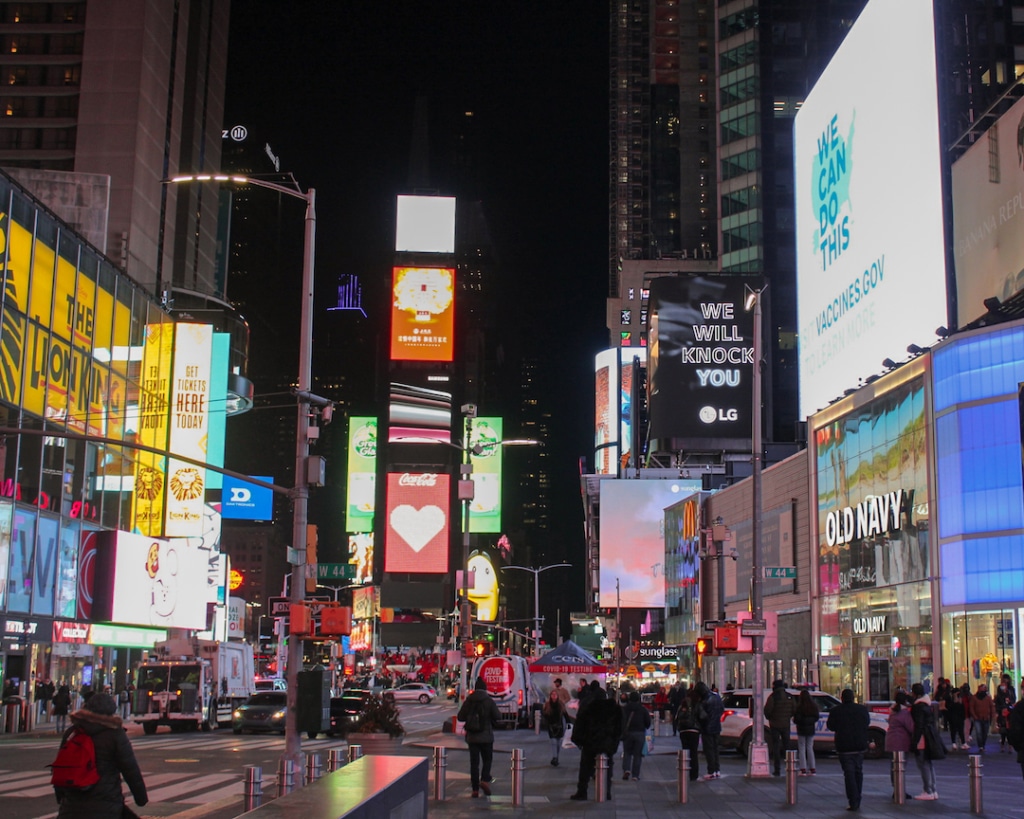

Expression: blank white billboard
xmin=794 ymin=0 xmax=947 ymax=419
xmin=395 ymin=195 xmax=456 ymax=254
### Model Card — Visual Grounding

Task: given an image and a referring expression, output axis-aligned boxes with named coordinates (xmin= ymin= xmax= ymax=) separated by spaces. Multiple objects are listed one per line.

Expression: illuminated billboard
xmin=388 ymin=380 xmax=452 ymax=443
xmin=384 ymin=472 xmax=450 ymax=574
xmin=132 ymin=323 xmax=174 ymax=536
xmin=598 ymin=478 xmax=701 ymax=609
xmin=346 ymin=416 xmax=377 ymax=532
xmin=467 ymin=549 xmax=499 ymax=621
xmin=389 ymin=266 xmax=455 ymax=361
xmin=395 ymin=194 xmax=456 ymax=254
xmin=468 ymin=416 xmax=503 ymax=533
xmin=595 ymin=349 xmax=648 ymax=475
xmin=348 ymin=532 xmax=374 ymax=585
xmin=164 ymin=323 xmax=212 ymax=537
xmin=93 ymin=530 xmax=210 ymax=630
xmin=221 ymin=475 xmax=274 ymax=520
xmin=647 ymin=275 xmax=759 ymax=442
xmin=794 ymin=0 xmax=947 ymax=418
xmin=952 ymin=95 xmax=1024 ymax=327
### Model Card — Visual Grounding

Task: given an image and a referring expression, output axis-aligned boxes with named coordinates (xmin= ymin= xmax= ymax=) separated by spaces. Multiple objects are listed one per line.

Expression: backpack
xmin=48 ymin=728 xmax=100 ymax=790
xmin=464 ymin=701 xmax=485 ymax=733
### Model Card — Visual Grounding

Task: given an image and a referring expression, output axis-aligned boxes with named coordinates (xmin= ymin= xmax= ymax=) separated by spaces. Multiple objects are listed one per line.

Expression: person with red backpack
xmin=51 ymin=692 xmax=147 ymax=818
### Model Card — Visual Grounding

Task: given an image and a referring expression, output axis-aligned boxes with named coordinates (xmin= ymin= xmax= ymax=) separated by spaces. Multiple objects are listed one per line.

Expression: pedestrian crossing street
xmin=2 ymin=733 xmax=356 ymax=815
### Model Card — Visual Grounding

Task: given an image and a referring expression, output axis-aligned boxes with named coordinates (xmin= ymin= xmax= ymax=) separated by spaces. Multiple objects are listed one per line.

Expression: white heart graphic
xmin=390 ymin=504 xmax=446 ymax=553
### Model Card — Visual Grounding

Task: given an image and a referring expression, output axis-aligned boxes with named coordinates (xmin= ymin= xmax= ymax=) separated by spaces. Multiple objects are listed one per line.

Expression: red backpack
xmin=48 ymin=728 xmax=100 ymax=790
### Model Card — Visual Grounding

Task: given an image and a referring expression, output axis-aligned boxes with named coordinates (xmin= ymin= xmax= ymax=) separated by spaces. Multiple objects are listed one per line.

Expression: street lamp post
xmin=169 ymin=173 xmax=317 ymax=769
xmin=502 ymin=563 xmax=571 ymax=656
xmin=745 ymin=283 xmax=770 ymax=778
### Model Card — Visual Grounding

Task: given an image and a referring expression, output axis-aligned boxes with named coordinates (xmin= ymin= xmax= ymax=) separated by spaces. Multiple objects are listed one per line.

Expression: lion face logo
xmin=169 ymin=467 xmax=204 ymax=501
xmin=145 ymin=542 xmax=160 ymax=578
xmin=135 ymin=466 xmax=163 ymax=500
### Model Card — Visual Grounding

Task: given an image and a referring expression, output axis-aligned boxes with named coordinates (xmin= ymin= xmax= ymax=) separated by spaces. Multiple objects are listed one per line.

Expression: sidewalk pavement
xmin=408 ymin=728 xmax=1024 ymax=818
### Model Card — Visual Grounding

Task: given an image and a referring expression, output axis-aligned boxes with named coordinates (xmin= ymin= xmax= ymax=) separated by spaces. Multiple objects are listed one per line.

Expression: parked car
xmin=383 ymin=682 xmax=437 ymax=704
xmin=232 ymin=691 xmax=287 ymax=734
xmin=328 ymin=690 xmax=373 ymax=736
xmin=254 ymin=678 xmax=287 ymax=692
xmin=719 ymin=688 xmax=889 ymax=759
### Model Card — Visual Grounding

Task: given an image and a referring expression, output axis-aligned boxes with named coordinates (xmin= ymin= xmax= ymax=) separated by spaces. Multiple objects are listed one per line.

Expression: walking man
xmin=570 ymin=685 xmax=621 ymax=801
xmin=457 ymin=677 xmax=501 ymax=798
xmin=763 ymin=680 xmax=796 ymax=777
xmin=694 ymin=681 xmax=724 ymax=779
xmin=827 ymin=689 xmax=870 ymax=811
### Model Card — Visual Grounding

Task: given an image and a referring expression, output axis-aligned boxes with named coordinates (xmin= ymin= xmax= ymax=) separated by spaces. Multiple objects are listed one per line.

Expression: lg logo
xmin=229 ymin=487 xmax=252 ymax=503
xmin=699 ymin=406 xmax=738 ymax=423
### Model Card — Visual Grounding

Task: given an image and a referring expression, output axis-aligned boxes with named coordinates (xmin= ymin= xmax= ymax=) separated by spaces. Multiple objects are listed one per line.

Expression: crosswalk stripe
xmin=146 ymin=772 xmax=236 ymax=802
xmin=0 ymin=772 xmax=51 ymax=793
xmin=179 ymin=779 xmax=243 ymax=804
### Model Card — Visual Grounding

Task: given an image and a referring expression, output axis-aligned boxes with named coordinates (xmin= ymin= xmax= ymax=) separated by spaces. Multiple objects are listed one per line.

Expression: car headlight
xmin=233 ymin=710 xmax=242 ymax=719
xmin=273 ymin=709 xmax=286 ymax=720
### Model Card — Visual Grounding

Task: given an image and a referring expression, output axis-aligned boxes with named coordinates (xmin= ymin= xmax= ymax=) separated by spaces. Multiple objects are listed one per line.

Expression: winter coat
xmin=621 ymin=701 xmax=651 ymax=736
xmin=674 ymin=691 xmax=700 ymax=733
xmin=1009 ymin=700 xmax=1024 ymax=763
xmin=696 ymin=686 xmax=723 ymax=736
xmin=885 ymin=707 xmax=914 ymax=754
xmin=793 ymin=697 xmax=821 ymax=737
xmin=995 ymin=684 xmax=1017 ymax=727
xmin=826 ymin=701 xmax=870 ymax=753
xmin=969 ymin=690 xmax=997 ymax=724
xmin=51 ymin=687 xmax=71 ymax=717
xmin=572 ymin=697 xmax=623 ymax=757
xmin=457 ymin=688 xmax=501 ymax=746
xmin=55 ymin=709 xmax=147 ymax=819
xmin=764 ymin=688 xmax=796 ymax=732
xmin=542 ymin=698 xmax=566 ymax=739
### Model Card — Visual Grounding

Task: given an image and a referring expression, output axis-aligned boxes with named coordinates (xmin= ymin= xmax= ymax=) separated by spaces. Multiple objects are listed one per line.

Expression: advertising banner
xmin=132 ymin=323 xmax=174 ymax=536
xmin=384 ymin=472 xmax=450 ymax=573
xmin=794 ymin=0 xmax=947 ymax=418
xmin=346 ymin=416 xmax=377 ymax=532
xmin=388 ymin=380 xmax=452 ymax=442
xmin=95 ymin=530 xmax=210 ymax=630
xmin=952 ymin=94 xmax=1024 ymax=327
xmin=647 ymin=274 xmax=759 ymax=442
xmin=468 ymin=417 xmax=502 ymax=533
xmin=594 ymin=349 xmax=617 ymax=475
xmin=347 ymin=533 xmax=374 ymax=585
xmin=222 ymin=474 xmax=274 ymax=520
xmin=227 ymin=596 xmax=246 ymax=640
xmin=395 ymin=195 xmax=456 ymax=254
xmin=389 ymin=266 xmax=455 ymax=361
xmin=164 ymin=323 xmax=212 ymax=537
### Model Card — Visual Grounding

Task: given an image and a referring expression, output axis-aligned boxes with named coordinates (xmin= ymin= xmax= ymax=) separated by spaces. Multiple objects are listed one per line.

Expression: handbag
xmin=562 ymin=723 xmax=574 ymax=749
xmin=642 ymin=729 xmax=653 ymax=756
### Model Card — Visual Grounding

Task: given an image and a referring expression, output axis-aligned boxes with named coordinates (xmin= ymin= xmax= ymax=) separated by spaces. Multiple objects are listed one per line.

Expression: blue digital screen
xmin=221 ymin=475 xmax=274 ymax=521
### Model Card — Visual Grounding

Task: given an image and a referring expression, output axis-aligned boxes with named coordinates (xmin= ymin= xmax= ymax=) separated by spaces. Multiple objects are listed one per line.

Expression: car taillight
xmin=518 ymin=690 xmax=523 ymax=706
xmin=721 ymin=710 xmax=734 ymax=721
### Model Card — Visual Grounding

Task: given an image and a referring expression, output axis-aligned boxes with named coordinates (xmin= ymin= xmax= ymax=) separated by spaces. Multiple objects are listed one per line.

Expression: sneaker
xmin=632 ymin=775 xmax=640 ymax=781
xmin=471 ymin=791 xmax=479 ymax=798
xmin=703 ymin=772 xmax=720 ymax=780
xmin=622 ymin=772 xmax=631 ymax=781
xmin=569 ymin=792 xmax=587 ymax=801
xmin=482 ymin=776 xmax=495 ymax=784
xmin=480 ymin=781 xmax=492 ymax=797
xmin=551 ymin=757 xmax=558 ymax=766
xmin=810 ymin=769 xmax=817 ymax=775
xmin=798 ymin=770 xmax=809 ymax=776
xmin=914 ymin=792 xmax=938 ymax=801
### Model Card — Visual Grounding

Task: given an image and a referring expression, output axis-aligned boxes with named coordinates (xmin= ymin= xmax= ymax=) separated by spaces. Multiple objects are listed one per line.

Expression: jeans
xmin=838 ymin=751 xmax=864 ymax=809
xmin=621 ymin=731 xmax=645 ymax=778
xmin=679 ymin=732 xmax=700 ymax=780
xmin=915 ymin=752 xmax=936 ymax=794
xmin=972 ymin=719 xmax=990 ymax=751
xmin=948 ymin=715 xmax=965 ymax=746
xmin=55 ymin=714 xmax=67 ymax=734
xmin=701 ymin=732 xmax=721 ymax=774
xmin=549 ymin=736 xmax=561 ymax=761
xmin=467 ymin=741 xmax=493 ymax=792
xmin=768 ymin=726 xmax=789 ymax=774
xmin=796 ymin=734 xmax=816 ymax=771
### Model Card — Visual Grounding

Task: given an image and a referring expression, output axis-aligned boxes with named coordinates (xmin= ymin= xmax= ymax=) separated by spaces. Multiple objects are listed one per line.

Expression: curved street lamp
xmin=501 ymin=563 xmax=571 ymax=656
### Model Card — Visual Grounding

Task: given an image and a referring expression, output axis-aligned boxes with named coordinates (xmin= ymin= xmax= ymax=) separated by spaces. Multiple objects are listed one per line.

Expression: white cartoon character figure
xmin=146 ymin=541 xmax=179 ymax=622
xmin=466 ymin=550 xmax=499 ymax=622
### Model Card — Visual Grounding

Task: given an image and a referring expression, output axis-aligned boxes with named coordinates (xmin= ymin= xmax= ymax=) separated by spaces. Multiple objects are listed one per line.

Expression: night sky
xmin=224 ymin=3 xmax=611 ymax=626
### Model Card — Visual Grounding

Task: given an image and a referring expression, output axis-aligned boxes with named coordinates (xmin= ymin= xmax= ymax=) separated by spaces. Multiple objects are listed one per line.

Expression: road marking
xmin=180 ymin=779 xmax=243 ymax=804
xmin=146 ymin=772 xmax=236 ymax=802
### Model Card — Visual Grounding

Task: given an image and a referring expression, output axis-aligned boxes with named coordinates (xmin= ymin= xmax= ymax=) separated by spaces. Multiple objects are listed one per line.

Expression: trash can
xmin=3 ymin=696 xmax=24 ymax=733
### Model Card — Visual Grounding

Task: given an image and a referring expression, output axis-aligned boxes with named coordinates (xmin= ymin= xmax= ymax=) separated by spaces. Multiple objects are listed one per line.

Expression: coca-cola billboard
xmin=384 ymin=472 xmax=450 ymax=573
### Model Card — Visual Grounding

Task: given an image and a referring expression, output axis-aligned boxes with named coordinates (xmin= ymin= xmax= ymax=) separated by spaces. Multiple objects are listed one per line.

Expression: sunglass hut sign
xmin=824 ymin=490 xmax=905 ymax=547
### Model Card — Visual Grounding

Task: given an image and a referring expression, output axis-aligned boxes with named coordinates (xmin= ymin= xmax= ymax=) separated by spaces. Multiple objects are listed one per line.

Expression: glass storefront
xmin=814 ymin=370 xmax=933 ymax=701
xmin=941 ymin=609 xmax=1018 ymax=692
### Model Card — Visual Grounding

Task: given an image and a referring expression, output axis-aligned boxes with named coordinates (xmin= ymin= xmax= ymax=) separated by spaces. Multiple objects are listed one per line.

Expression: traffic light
xmin=695 ymin=636 xmax=713 ymax=667
xmin=473 ymin=639 xmax=490 ymax=657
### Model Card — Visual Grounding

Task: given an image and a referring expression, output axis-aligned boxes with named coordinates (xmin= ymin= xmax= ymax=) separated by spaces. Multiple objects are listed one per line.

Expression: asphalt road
xmin=1 ymin=699 xmax=457 ymax=819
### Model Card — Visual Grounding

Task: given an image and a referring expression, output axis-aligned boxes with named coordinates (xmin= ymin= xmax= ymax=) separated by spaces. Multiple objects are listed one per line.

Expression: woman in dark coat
xmin=51 ymin=684 xmax=72 ymax=735
xmin=55 ymin=692 xmax=148 ymax=818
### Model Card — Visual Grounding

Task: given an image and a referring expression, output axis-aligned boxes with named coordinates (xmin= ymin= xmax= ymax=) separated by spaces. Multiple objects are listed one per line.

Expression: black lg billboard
xmin=648 ymin=274 xmax=762 ymax=443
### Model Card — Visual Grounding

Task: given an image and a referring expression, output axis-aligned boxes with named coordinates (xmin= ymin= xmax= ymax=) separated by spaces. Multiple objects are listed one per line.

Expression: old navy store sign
xmin=825 ymin=490 xmax=905 ymax=547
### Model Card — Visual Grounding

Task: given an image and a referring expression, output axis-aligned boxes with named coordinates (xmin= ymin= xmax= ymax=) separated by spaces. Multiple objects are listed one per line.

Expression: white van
xmin=470 ymin=654 xmax=537 ymax=728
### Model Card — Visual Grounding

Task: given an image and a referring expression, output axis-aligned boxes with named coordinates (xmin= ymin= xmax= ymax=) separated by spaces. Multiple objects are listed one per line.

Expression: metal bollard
xmin=327 ymin=747 xmax=345 ymax=772
xmin=677 ymin=749 xmax=689 ymax=804
xmin=653 ymin=710 xmax=661 ymax=737
xmin=535 ymin=708 xmax=541 ymax=735
xmin=969 ymin=754 xmax=983 ymax=814
xmin=347 ymin=744 xmax=363 ymax=763
xmin=276 ymin=759 xmax=297 ymax=796
xmin=511 ymin=748 xmax=526 ymax=806
xmin=595 ymin=753 xmax=609 ymax=802
xmin=433 ymin=746 xmax=447 ymax=801
xmin=892 ymin=750 xmax=906 ymax=805
xmin=785 ymin=749 xmax=798 ymax=805
xmin=305 ymin=752 xmax=323 ymax=784
xmin=243 ymin=766 xmax=262 ymax=812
